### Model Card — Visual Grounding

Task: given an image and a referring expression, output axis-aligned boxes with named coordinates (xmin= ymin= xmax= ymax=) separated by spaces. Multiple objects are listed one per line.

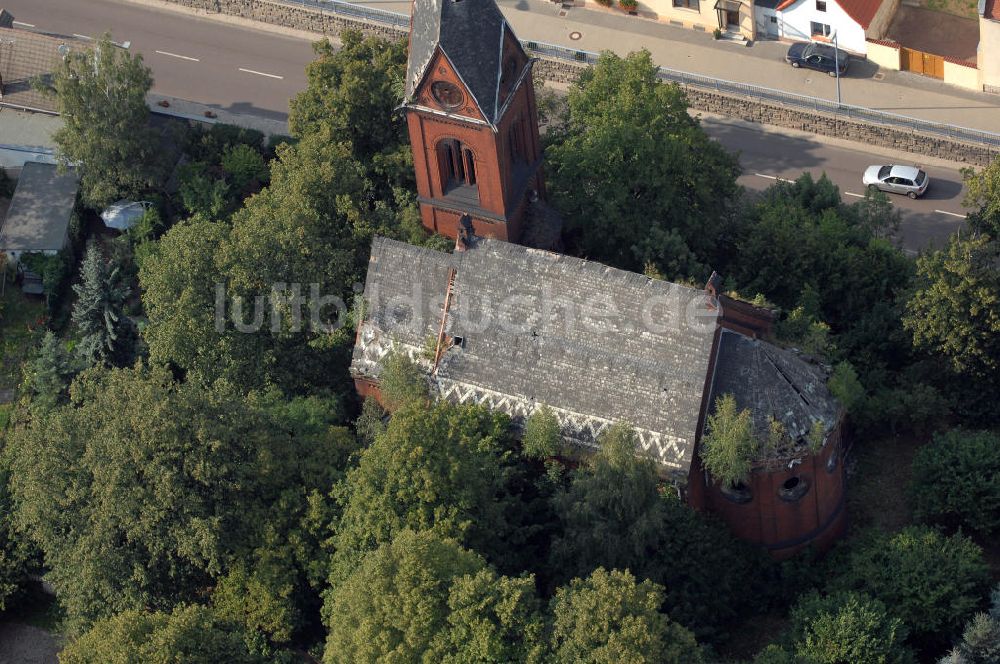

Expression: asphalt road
xmin=0 ymin=0 xmax=970 ymax=250
xmin=701 ymin=117 xmax=969 ymax=253
xmin=1 ymin=0 xmax=311 ymax=119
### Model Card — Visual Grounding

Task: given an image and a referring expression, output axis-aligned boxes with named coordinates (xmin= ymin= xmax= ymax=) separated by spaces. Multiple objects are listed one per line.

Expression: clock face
xmin=431 ymin=81 xmax=465 ymax=110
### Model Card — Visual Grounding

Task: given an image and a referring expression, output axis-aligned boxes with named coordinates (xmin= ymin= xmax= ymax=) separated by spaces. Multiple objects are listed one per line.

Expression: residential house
xmin=589 ymin=0 xmax=757 ymax=41
xmin=769 ymin=0 xmax=898 ymax=54
xmin=980 ymin=0 xmax=1000 ymax=92
xmin=0 ymin=12 xmax=87 ymax=113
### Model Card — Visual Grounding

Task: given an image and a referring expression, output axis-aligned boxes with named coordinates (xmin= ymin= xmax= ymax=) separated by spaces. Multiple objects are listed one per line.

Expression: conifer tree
xmin=72 ymin=242 xmax=133 ymax=367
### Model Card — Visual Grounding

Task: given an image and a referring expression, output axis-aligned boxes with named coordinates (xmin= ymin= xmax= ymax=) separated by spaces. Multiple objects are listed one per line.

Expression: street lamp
xmin=832 ymin=30 xmax=842 ymax=106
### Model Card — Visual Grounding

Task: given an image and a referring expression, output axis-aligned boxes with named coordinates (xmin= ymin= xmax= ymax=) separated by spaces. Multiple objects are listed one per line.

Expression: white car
xmin=862 ymin=164 xmax=929 ymax=199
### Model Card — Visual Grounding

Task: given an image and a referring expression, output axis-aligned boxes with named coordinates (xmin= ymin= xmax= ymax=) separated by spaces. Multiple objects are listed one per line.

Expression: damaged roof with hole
xmin=405 ymin=0 xmax=516 ymax=123
xmin=353 ymin=236 xmax=719 ymax=472
xmin=707 ymin=329 xmax=839 ymax=452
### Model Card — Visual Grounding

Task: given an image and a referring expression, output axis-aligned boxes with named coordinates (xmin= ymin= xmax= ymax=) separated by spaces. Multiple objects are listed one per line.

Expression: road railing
xmin=288 ymin=0 xmax=1000 ymax=150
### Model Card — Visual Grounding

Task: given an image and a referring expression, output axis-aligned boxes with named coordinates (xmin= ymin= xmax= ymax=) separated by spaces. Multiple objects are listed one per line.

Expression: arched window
xmin=439 ymin=139 xmax=479 ymax=198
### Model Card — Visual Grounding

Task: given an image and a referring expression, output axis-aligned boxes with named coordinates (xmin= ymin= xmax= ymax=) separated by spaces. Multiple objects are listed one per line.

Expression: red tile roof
xmin=776 ymin=0 xmax=885 ymax=28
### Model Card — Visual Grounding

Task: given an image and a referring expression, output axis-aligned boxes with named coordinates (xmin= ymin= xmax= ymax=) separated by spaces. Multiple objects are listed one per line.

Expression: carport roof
xmin=0 ymin=162 xmax=78 ymax=253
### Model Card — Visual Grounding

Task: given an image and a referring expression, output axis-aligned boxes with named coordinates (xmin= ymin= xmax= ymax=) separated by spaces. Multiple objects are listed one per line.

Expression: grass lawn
xmin=922 ymin=0 xmax=979 ymax=19
xmin=0 ymin=285 xmax=46 ymax=396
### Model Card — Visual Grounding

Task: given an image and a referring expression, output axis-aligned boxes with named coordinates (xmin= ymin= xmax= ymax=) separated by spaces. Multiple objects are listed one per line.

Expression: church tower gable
xmin=405 ymin=0 xmax=546 ymax=244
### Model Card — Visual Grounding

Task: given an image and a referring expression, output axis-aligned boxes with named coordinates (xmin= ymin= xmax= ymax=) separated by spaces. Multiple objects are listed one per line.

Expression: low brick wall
xmin=533 ymin=57 xmax=998 ymax=166
xmin=158 ymin=0 xmax=998 ymax=166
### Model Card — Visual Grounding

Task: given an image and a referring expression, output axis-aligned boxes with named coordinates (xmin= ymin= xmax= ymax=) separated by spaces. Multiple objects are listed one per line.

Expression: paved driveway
xmin=887 ymin=5 xmax=978 ymax=62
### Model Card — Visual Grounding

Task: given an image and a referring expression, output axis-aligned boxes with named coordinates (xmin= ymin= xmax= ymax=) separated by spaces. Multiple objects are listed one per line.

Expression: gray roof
xmin=353 ymin=236 xmax=719 ymax=472
xmin=0 ymin=161 xmax=77 ymax=253
xmin=707 ymin=329 xmax=840 ymax=458
xmin=406 ymin=0 xmax=519 ymax=124
xmin=0 ymin=26 xmax=88 ymax=113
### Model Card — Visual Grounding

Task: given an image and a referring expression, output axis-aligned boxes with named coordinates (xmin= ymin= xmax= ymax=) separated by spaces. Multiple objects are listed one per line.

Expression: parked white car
xmin=862 ymin=165 xmax=929 ymax=199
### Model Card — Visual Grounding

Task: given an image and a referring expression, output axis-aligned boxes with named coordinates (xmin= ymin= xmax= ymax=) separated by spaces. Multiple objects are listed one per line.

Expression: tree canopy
xmin=324 ymin=529 xmax=546 ymax=664
xmin=43 ymin=36 xmax=158 ymax=207
xmin=4 ymin=365 xmax=354 ymax=633
xmin=545 ymin=49 xmax=740 ymax=280
xmin=548 ymin=567 xmax=703 ymax=664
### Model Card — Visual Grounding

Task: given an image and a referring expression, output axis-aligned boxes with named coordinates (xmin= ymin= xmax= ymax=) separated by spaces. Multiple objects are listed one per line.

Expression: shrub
xmin=522 ymin=406 xmax=561 ymax=459
xmin=939 ymin=585 xmax=1000 ymax=663
xmin=618 ymin=0 xmax=638 ymax=10
xmin=700 ymin=394 xmax=758 ymax=488
xmin=222 ymin=143 xmax=269 ymax=191
xmin=786 ymin=591 xmax=915 ymax=664
xmin=378 ymin=351 xmax=428 ymax=412
xmin=910 ymin=430 xmax=1000 ymax=534
xmin=830 ymin=526 xmax=991 ymax=648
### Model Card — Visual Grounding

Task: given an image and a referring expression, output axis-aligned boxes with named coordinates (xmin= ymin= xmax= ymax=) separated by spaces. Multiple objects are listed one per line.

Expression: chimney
xmin=705 ymin=271 xmax=722 ymax=301
xmin=455 ymin=214 xmax=475 ymax=252
xmin=0 ymin=10 xmax=14 ymax=29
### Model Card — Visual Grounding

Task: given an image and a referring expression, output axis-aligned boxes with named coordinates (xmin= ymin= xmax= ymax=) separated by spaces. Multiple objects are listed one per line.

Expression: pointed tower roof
xmin=406 ymin=0 xmax=517 ymax=124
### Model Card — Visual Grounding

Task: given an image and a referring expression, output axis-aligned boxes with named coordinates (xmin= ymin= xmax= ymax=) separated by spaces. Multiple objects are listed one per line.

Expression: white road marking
xmin=12 ymin=21 xmax=35 ymax=28
xmin=935 ymin=210 xmax=966 ymax=219
xmin=156 ymin=50 xmax=200 ymax=62
xmin=73 ymin=33 xmax=93 ymax=40
xmin=238 ymin=67 xmax=283 ymax=79
xmin=903 ymin=248 xmax=918 ymax=256
xmin=844 ymin=192 xmax=864 ymax=198
xmin=753 ymin=172 xmax=794 ymax=183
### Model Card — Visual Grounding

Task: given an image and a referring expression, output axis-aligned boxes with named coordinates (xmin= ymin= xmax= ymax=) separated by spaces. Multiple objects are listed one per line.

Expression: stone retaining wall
xmin=532 ymin=58 xmax=998 ymax=166
xmin=158 ymin=0 xmax=998 ymax=166
xmin=165 ymin=0 xmax=408 ymax=39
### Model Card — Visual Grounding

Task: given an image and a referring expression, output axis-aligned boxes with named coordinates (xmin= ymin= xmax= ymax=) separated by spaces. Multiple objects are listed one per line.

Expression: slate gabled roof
xmin=352 ymin=238 xmax=843 ymax=474
xmin=353 ymin=237 xmax=719 ymax=472
xmin=406 ymin=0 xmax=514 ymax=124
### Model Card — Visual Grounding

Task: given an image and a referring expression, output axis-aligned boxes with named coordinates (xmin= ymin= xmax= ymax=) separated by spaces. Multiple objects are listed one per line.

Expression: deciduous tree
xmin=42 ymin=36 xmax=157 ymax=207
xmin=548 ymin=567 xmax=702 ymax=664
xmin=546 ymin=49 xmax=739 ymax=279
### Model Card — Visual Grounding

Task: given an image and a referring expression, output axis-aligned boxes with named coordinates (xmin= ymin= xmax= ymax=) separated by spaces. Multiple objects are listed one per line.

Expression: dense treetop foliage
xmin=910 ymin=429 xmax=1000 ymax=535
xmin=546 ymin=49 xmax=739 ymax=279
xmin=41 ymin=36 xmax=159 ymax=207
xmin=3 ymin=30 xmax=1000 ymax=664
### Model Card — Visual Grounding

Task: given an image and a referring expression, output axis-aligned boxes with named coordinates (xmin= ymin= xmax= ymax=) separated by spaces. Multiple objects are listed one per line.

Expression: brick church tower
xmin=404 ymin=0 xmax=545 ymax=243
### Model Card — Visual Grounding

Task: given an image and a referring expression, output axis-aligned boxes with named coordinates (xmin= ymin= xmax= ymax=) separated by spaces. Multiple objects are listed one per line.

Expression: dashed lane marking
xmin=238 ymin=67 xmax=283 ymax=79
xmin=754 ymin=172 xmax=794 ymax=183
xmin=12 ymin=21 xmax=34 ymax=28
xmin=935 ymin=210 xmax=966 ymax=219
xmin=156 ymin=50 xmax=200 ymax=62
xmin=844 ymin=192 xmax=864 ymax=198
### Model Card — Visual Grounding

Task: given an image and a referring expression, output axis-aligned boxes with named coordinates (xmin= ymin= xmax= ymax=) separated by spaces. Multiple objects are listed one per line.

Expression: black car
xmin=785 ymin=42 xmax=848 ymax=77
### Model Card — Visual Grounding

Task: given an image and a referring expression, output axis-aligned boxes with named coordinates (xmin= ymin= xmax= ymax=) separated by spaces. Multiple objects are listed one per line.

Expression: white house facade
xmin=762 ymin=0 xmax=897 ymax=55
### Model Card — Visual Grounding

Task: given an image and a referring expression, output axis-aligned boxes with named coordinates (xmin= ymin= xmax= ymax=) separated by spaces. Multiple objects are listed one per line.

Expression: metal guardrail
xmin=293 ymin=0 xmax=1000 ymax=150
xmin=297 ymin=0 xmax=410 ymax=28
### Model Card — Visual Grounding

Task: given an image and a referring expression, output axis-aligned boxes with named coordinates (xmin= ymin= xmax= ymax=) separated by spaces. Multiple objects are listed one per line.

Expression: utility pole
xmin=832 ymin=31 xmax=842 ymax=106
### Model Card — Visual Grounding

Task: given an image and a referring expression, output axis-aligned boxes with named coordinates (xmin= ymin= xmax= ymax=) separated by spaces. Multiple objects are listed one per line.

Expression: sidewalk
xmin=356 ymin=0 xmax=1000 ymax=134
